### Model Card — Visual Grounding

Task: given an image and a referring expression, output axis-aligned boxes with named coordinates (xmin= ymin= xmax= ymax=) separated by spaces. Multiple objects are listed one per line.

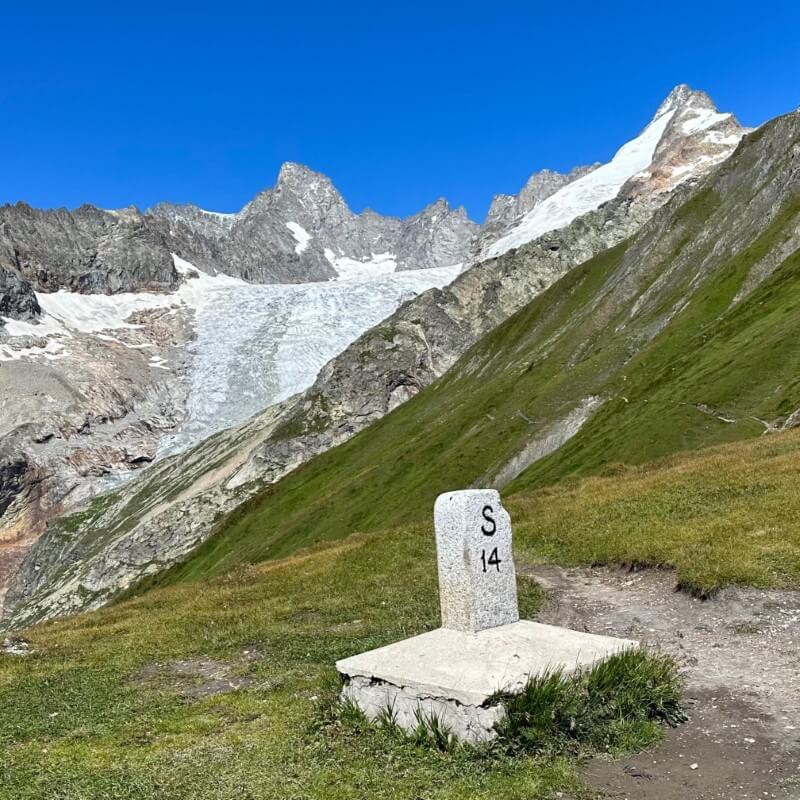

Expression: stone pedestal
xmin=336 ymin=490 xmax=637 ymax=742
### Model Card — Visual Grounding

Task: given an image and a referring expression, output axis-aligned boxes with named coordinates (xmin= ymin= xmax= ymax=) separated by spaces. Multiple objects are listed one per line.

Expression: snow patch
xmin=681 ymin=109 xmax=731 ymax=135
xmin=486 ymin=108 xmax=677 ymax=259
xmin=704 ymin=130 xmax=743 ymax=147
xmin=286 ymin=222 xmax=312 ymax=254
xmin=149 ymin=356 xmax=169 ymax=370
xmin=0 ymin=256 xmax=247 ymax=360
xmin=198 ymin=209 xmax=237 ymax=220
xmin=324 ymin=249 xmax=398 ymax=280
xmin=0 ymin=338 xmax=66 ymax=362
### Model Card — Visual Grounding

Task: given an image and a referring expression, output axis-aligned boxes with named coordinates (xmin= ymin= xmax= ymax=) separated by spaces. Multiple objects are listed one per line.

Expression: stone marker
xmin=435 ymin=489 xmax=518 ymax=632
xmin=337 ymin=490 xmax=637 ymax=742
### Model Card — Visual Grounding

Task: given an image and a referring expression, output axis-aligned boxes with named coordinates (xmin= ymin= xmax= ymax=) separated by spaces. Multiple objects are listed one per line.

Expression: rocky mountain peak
xmin=412 ymin=197 xmax=456 ymax=220
xmin=471 ymin=85 xmax=747 ymax=264
xmin=239 ymin=162 xmax=351 ymax=232
xmin=623 ymin=84 xmax=748 ymax=198
xmin=469 ymin=164 xmax=600 ymax=263
xmin=654 ymin=83 xmax=716 ymax=117
xmin=273 ymin=162 xmax=343 ymax=206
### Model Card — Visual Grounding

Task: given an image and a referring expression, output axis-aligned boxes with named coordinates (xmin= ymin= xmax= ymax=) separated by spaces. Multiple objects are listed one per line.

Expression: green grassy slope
xmin=510 ymin=430 xmax=800 ymax=592
xmin=511 ymin=194 xmax=800 ymax=492
xmin=3 ymin=431 xmax=800 ymax=798
xmin=160 ymin=113 xmax=800 ymax=586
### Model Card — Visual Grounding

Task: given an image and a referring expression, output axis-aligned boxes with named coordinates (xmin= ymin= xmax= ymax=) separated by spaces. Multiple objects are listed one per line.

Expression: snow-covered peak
xmin=654 ymin=84 xmax=709 ymax=116
xmin=626 ymin=85 xmax=748 ymax=197
xmin=484 ymin=104 xmax=676 ymax=259
xmin=477 ymin=86 xmax=745 ymax=262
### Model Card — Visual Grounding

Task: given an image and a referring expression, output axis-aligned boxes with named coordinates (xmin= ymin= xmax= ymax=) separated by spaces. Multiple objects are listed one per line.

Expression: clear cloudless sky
xmin=1 ymin=0 xmax=799 ymax=221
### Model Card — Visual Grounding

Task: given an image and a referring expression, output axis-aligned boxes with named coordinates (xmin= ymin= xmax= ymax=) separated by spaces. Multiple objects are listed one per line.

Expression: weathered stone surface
xmin=0 ymin=268 xmax=40 ymax=321
xmin=0 ymin=204 xmax=180 ymax=301
xmin=434 ymin=489 xmax=518 ymax=633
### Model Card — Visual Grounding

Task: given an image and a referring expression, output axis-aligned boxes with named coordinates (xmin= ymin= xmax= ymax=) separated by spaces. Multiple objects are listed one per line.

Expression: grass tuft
xmin=495 ymin=648 xmax=685 ymax=756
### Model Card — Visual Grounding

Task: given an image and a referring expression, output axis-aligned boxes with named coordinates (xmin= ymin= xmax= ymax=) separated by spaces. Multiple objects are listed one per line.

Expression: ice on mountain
xmin=681 ymin=108 xmax=732 ymax=134
xmin=286 ymin=221 xmax=312 ymax=254
xmin=324 ymin=249 xmax=398 ymax=280
xmin=486 ymin=108 xmax=677 ymax=259
xmin=158 ymin=261 xmax=459 ymax=455
xmin=3 ymin=253 xmax=458 ymax=449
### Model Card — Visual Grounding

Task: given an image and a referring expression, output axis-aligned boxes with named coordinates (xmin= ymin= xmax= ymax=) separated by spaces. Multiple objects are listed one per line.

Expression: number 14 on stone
xmin=434 ymin=490 xmax=519 ymax=633
xmin=479 ymin=505 xmax=502 ymax=572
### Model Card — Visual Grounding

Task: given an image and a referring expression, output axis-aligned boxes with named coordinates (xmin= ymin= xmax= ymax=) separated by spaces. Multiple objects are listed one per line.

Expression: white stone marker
xmin=336 ymin=490 xmax=637 ymax=743
xmin=435 ymin=489 xmax=519 ymax=632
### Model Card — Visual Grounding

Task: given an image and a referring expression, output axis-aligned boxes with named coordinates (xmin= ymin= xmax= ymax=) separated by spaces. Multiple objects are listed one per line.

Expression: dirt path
xmin=521 ymin=564 xmax=800 ymax=799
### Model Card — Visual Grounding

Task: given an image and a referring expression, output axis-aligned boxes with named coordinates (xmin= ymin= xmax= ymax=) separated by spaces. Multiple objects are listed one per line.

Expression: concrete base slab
xmin=336 ymin=620 xmax=637 ymax=742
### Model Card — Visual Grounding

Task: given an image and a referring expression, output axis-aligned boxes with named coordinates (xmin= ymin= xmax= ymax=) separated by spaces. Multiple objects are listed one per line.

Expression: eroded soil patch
xmin=133 ymin=648 xmax=265 ymax=700
xmin=522 ymin=565 xmax=800 ymax=799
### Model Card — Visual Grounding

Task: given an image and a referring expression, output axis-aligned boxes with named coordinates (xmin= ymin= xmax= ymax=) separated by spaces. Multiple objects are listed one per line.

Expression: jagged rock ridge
xmin=0 ymin=165 xmax=477 ymax=320
xmin=471 ymin=84 xmax=748 ymax=262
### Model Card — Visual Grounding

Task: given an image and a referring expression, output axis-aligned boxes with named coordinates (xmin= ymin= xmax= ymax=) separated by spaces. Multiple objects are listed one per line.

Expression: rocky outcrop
xmin=394 ymin=198 xmax=476 ymax=269
xmin=623 ymin=85 xmax=751 ymax=197
xmin=0 ymin=268 xmax=40 ymax=321
xmin=0 ymin=457 xmax=28 ymax=520
xmin=0 ymin=204 xmax=180 ymax=298
xmin=179 ymin=163 xmax=477 ymax=280
xmin=0 ymin=302 xmax=194 ymax=613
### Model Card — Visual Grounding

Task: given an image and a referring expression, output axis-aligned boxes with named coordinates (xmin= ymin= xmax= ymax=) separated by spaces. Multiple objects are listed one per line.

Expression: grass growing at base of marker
xmin=495 ymin=649 xmax=685 ymax=756
xmin=321 ymin=648 xmax=685 ymax=760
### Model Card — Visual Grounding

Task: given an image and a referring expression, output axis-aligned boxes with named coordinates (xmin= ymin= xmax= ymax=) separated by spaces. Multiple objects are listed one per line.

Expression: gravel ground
xmin=522 ymin=564 xmax=800 ymax=799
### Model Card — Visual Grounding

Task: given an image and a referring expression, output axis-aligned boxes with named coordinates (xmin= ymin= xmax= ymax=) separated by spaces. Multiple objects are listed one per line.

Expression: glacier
xmin=2 ymin=257 xmax=460 ymax=457
xmin=160 ymin=262 xmax=460 ymax=454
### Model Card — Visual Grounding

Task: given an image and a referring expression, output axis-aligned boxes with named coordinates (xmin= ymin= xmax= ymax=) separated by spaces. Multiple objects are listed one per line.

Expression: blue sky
xmin=1 ymin=1 xmax=798 ymax=221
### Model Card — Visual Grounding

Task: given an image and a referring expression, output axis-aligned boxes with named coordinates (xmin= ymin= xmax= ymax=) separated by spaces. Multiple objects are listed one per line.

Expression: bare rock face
xmin=395 ymin=199 xmax=476 ymax=269
xmin=0 ymin=163 xmax=478 ymax=319
xmin=0 ymin=204 xmax=180 ymax=298
xmin=623 ymin=84 xmax=751 ymax=197
xmin=0 ymin=457 xmax=27 ymax=520
xmin=0 ymin=268 xmax=40 ymax=321
xmin=0 ymin=302 xmax=194 ymax=613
